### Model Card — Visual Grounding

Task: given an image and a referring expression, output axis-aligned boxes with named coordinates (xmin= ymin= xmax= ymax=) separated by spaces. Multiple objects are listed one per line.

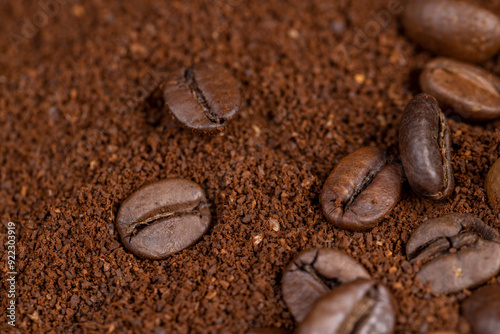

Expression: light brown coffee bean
xmin=163 ymin=62 xmax=241 ymax=131
xmin=402 ymin=0 xmax=500 ymax=63
xmin=407 ymin=214 xmax=500 ymax=294
xmin=281 ymin=248 xmax=370 ymax=322
xmin=116 ymin=178 xmax=210 ymax=259
xmin=320 ymin=147 xmax=403 ymax=231
xmin=420 ymin=58 xmax=500 ymax=122
xmin=296 ymin=279 xmax=396 ymax=334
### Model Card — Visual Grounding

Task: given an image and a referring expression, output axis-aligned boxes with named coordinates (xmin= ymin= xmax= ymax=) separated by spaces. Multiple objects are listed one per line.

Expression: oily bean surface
xmin=406 ymin=214 xmax=500 ymax=294
xmin=486 ymin=158 xmax=500 ymax=210
xmin=420 ymin=58 xmax=500 ymax=122
xmin=402 ymin=0 xmax=500 ymax=63
xmin=320 ymin=147 xmax=403 ymax=231
xmin=281 ymin=248 xmax=370 ymax=322
xmin=116 ymin=178 xmax=210 ymax=259
xmin=296 ymin=279 xmax=396 ymax=334
xmin=462 ymin=285 xmax=500 ymax=334
xmin=399 ymin=93 xmax=454 ymax=200
xmin=163 ymin=62 xmax=241 ymax=131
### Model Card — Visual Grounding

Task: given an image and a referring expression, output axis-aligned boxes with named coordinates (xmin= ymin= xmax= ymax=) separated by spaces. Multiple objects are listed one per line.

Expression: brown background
xmin=1 ymin=0 xmax=499 ymax=333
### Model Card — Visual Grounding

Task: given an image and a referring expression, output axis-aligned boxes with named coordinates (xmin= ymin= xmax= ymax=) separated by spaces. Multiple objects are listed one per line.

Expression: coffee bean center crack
xmin=438 ymin=65 xmax=500 ymax=97
xmin=409 ymin=231 xmax=479 ymax=263
xmin=437 ymin=112 xmax=449 ymax=194
xmin=342 ymin=162 xmax=386 ymax=211
xmin=338 ymin=286 xmax=378 ymax=334
xmin=127 ymin=201 xmax=209 ymax=240
xmin=184 ymin=67 xmax=224 ymax=124
xmin=295 ymin=251 xmax=341 ymax=290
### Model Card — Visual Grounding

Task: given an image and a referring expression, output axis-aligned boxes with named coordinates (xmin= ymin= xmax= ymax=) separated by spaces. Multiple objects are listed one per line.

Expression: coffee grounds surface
xmin=1 ymin=0 xmax=499 ymax=333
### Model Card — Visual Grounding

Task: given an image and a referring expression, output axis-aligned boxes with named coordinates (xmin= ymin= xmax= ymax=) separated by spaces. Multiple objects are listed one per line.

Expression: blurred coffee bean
xmin=421 ymin=58 xmax=500 ymax=122
xmin=296 ymin=279 xmax=396 ymax=334
xmin=281 ymin=248 xmax=370 ymax=322
xmin=116 ymin=178 xmax=211 ymax=259
xmin=406 ymin=214 xmax=500 ymax=293
xmin=402 ymin=0 xmax=500 ymax=63
xmin=399 ymin=94 xmax=454 ymax=200
xmin=486 ymin=158 xmax=500 ymax=210
xmin=320 ymin=147 xmax=403 ymax=231
xmin=462 ymin=284 xmax=500 ymax=334
xmin=163 ymin=62 xmax=241 ymax=131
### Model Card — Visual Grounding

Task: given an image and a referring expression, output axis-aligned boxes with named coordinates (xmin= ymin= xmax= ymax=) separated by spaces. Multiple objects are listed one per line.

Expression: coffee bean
xmin=163 ymin=62 xmax=241 ymax=131
xmin=406 ymin=214 xmax=500 ymax=294
xmin=281 ymin=248 xmax=370 ymax=322
xmin=486 ymin=158 xmax=500 ymax=210
xmin=116 ymin=178 xmax=211 ymax=259
xmin=402 ymin=0 xmax=500 ymax=63
xmin=296 ymin=279 xmax=396 ymax=334
xmin=462 ymin=284 xmax=500 ymax=334
xmin=420 ymin=58 xmax=500 ymax=122
xmin=399 ymin=94 xmax=454 ymax=200
xmin=320 ymin=147 xmax=403 ymax=231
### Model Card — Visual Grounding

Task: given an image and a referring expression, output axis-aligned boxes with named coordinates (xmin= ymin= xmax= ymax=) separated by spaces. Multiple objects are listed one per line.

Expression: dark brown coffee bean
xmin=116 ymin=178 xmax=210 ymax=259
xmin=281 ymin=248 xmax=370 ymax=322
xmin=462 ymin=284 xmax=500 ymax=334
xmin=420 ymin=58 xmax=500 ymax=122
xmin=163 ymin=62 xmax=241 ymax=131
xmin=296 ymin=279 xmax=396 ymax=334
xmin=406 ymin=214 xmax=500 ymax=294
xmin=486 ymin=158 xmax=500 ymax=211
xmin=399 ymin=94 xmax=454 ymax=200
xmin=320 ymin=147 xmax=403 ymax=231
xmin=402 ymin=0 xmax=500 ymax=63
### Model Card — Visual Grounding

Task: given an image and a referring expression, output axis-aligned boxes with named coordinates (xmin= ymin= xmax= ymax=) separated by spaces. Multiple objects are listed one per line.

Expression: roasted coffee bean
xmin=296 ymin=279 xmax=396 ymax=334
xmin=163 ymin=62 xmax=241 ymax=131
xmin=486 ymin=158 xmax=500 ymax=210
xmin=399 ymin=94 xmax=454 ymax=200
xmin=320 ymin=147 xmax=403 ymax=231
xmin=406 ymin=214 xmax=500 ymax=294
xmin=420 ymin=58 xmax=500 ymax=122
xmin=116 ymin=178 xmax=210 ymax=259
xmin=402 ymin=0 xmax=500 ymax=63
xmin=462 ymin=284 xmax=500 ymax=334
xmin=282 ymin=248 xmax=370 ymax=322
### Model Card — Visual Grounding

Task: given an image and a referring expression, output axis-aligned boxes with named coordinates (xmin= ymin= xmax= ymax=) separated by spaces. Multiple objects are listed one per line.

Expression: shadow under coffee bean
xmin=399 ymin=94 xmax=454 ymax=200
xmin=296 ymin=278 xmax=396 ymax=334
xmin=320 ymin=147 xmax=403 ymax=231
xmin=281 ymin=248 xmax=370 ymax=322
xmin=462 ymin=284 xmax=500 ymax=334
xmin=116 ymin=178 xmax=211 ymax=259
xmin=406 ymin=214 xmax=500 ymax=294
xmin=163 ymin=62 xmax=241 ymax=131
xmin=420 ymin=58 xmax=500 ymax=122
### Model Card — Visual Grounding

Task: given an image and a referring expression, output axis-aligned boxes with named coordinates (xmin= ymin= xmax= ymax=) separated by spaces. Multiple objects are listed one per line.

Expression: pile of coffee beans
xmin=116 ymin=0 xmax=500 ymax=332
